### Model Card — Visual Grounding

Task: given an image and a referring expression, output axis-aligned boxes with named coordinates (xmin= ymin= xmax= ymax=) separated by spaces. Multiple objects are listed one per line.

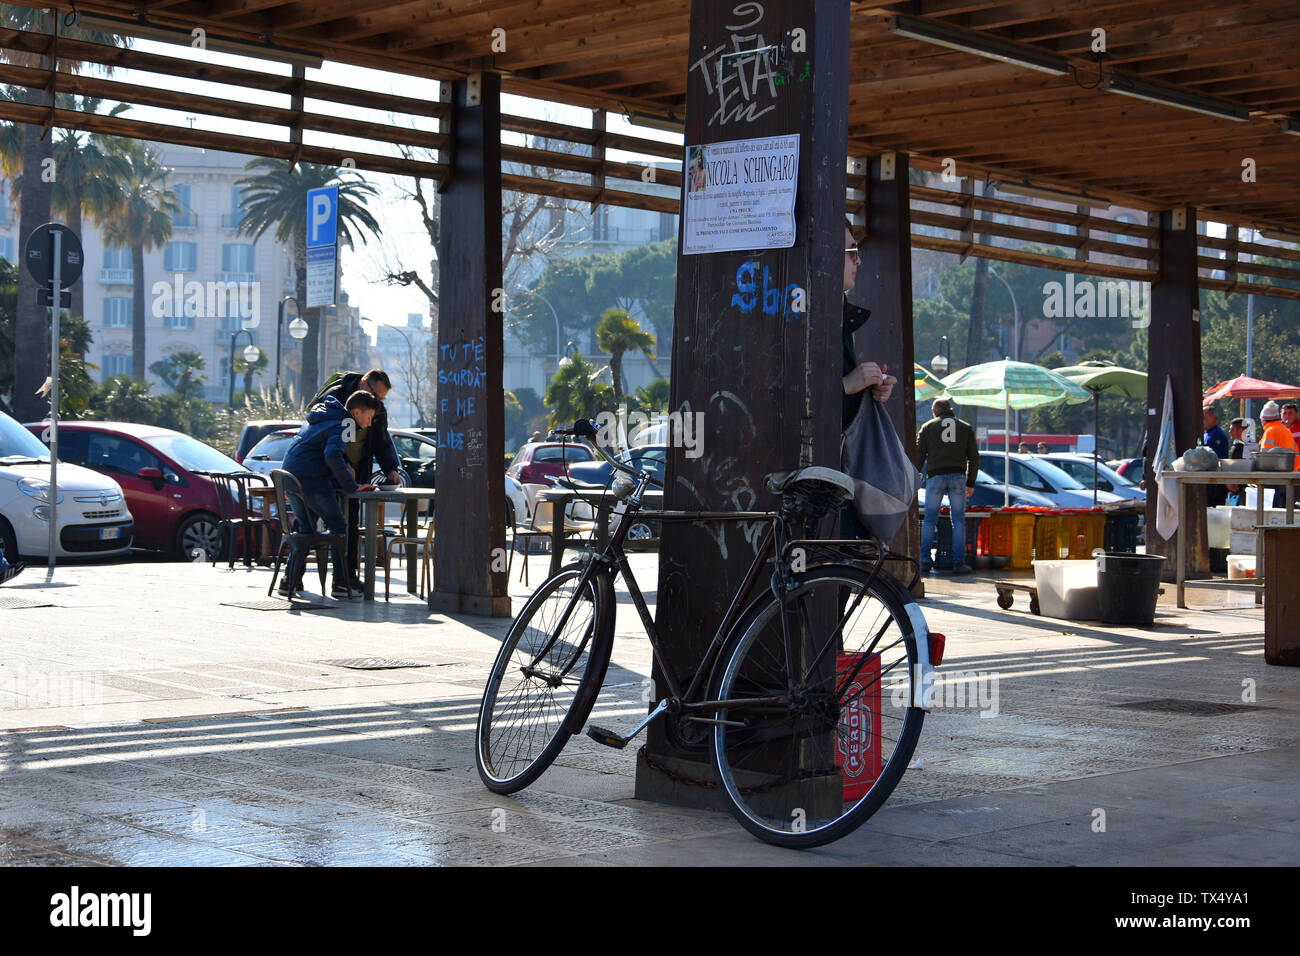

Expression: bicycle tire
xmin=710 ymin=564 xmax=925 ymax=849
xmin=476 ymin=563 xmax=616 ymax=793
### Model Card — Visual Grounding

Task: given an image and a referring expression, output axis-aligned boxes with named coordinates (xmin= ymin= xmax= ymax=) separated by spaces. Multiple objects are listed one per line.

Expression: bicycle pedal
xmin=586 ymin=726 xmax=628 ymax=749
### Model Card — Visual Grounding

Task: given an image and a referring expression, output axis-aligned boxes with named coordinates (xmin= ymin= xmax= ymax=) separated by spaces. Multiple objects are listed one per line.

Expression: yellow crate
xmin=988 ymin=513 xmax=1037 ymax=569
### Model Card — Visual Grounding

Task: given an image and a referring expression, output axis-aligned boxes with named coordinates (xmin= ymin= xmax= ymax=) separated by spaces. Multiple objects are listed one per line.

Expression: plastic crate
xmin=1060 ymin=511 xmax=1106 ymax=558
xmin=986 ymin=512 xmax=1036 ymax=569
xmin=965 ymin=513 xmax=987 ymax=566
xmin=1033 ymin=514 xmax=1067 ymax=561
xmin=934 ymin=517 xmax=955 ymax=570
xmin=1104 ymin=511 xmax=1142 ymax=554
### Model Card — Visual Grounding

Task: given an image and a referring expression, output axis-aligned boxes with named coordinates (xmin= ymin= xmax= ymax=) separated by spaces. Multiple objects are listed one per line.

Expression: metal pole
xmin=276 ymin=297 xmax=285 ymax=394
xmin=47 ymin=230 xmax=61 ymax=576
xmin=1245 ymin=291 xmax=1255 ymax=422
xmin=228 ymin=332 xmax=237 ymax=410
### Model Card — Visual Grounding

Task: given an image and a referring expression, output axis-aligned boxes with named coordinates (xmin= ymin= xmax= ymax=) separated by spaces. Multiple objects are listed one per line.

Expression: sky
xmin=78 ymin=32 xmax=681 ymax=344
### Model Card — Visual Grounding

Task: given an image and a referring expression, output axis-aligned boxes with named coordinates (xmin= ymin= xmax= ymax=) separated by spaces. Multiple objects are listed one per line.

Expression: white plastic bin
xmin=1227 ymin=554 xmax=1257 ymax=580
xmin=1032 ymin=559 xmax=1100 ymax=620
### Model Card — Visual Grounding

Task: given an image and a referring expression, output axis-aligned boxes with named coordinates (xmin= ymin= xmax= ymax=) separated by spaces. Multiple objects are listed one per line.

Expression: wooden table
xmin=1161 ymin=469 xmax=1300 ymax=608
xmin=535 ymin=486 xmax=663 ymax=575
xmin=348 ymin=487 xmax=435 ymax=600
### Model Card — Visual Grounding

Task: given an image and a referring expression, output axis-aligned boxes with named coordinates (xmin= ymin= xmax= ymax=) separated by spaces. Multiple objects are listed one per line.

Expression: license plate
xmin=99 ymin=527 xmax=121 ymax=540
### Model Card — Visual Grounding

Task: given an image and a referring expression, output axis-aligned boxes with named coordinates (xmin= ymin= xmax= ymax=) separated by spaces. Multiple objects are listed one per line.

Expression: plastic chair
xmin=207 ymin=471 xmax=275 ymax=568
xmin=266 ymin=469 xmax=352 ymax=600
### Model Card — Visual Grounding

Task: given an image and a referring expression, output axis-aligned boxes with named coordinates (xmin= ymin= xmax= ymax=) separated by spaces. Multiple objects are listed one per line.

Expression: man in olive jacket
xmin=915 ymin=398 xmax=979 ymax=574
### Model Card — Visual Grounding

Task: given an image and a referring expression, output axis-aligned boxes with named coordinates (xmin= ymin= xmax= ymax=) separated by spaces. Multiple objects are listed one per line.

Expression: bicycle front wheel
xmin=711 ymin=565 xmax=924 ymax=848
xmin=476 ymin=563 xmax=615 ymax=793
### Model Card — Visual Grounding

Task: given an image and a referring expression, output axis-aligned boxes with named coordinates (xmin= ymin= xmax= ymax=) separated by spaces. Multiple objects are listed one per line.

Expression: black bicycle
xmin=475 ymin=420 xmax=940 ymax=849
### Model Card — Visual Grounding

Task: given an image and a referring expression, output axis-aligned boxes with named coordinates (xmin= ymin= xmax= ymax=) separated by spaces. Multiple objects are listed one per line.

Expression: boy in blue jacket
xmin=280 ymin=390 xmax=379 ymax=597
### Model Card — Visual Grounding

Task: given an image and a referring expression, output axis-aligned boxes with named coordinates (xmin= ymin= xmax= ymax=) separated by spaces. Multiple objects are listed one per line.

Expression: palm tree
xmin=236 ymin=159 xmax=381 ymax=392
xmin=149 ymin=349 xmax=206 ymax=401
xmin=545 ymin=351 xmax=615 ymax=427
xmin=101 ymin=144 xmax=180 ymax=379
xmin=595 ymin=308 xmax=656 ymax=403
xmin=51 ymin=96 xmax=132 ymax=324
xmin=231 ymin=346 xmax=268 ymax=401
xmin=0 ymin=7 xmax=124 ymax=420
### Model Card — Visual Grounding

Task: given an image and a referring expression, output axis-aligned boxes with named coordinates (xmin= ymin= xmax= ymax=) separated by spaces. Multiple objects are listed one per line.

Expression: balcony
xmin=99 ymin=268 xmax=133 ymax=285
xmin=173 ymin=212 xmax=199 ymax=230
xmin=220 ymin=213 xmax=246 ymax=230
xmin=219 ymin=271 xmax=256 ymax=284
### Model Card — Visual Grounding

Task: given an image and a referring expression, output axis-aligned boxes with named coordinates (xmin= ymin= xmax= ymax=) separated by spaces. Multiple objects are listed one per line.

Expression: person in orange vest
xmin=1259 ymin=400 xmax=1299 ymax=508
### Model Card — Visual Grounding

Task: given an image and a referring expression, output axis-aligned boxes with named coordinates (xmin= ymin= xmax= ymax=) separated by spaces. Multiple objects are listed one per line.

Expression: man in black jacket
xmin=310 ymin=368 xmax=402 ymax=580
xmin=915 ymin=399 xmax=979 ymax=574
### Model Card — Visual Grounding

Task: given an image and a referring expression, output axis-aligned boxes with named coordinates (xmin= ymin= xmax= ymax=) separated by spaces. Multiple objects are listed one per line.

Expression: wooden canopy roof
xmin=9 ymin=0 xmax=1300 ymax=234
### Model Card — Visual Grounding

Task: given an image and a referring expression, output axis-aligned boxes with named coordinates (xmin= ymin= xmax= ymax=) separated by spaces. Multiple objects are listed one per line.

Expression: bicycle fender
xmin=902 ymin=600 xmax=937 ymax=711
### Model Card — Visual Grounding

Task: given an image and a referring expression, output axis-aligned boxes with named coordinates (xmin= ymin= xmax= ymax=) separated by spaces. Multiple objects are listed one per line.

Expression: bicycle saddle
xmin=764 ymin=467 xmax=855 ymax=500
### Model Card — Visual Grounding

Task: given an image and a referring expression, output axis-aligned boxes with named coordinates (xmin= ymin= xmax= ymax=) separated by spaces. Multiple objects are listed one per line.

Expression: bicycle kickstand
xmin=586 ymin=699 xmax=670 ymax=750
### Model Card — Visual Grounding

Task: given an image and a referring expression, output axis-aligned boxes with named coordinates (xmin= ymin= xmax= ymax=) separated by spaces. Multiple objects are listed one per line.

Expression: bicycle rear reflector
xmin=929 ymin=633 xmax=946 ymax=666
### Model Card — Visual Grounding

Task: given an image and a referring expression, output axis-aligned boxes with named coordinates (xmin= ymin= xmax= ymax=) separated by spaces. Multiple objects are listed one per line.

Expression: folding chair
xmin=382 ymin=513 xmax=434 ymax=601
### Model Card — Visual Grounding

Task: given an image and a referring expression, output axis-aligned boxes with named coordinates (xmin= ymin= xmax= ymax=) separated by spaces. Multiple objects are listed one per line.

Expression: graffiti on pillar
xmin=690 ymin=2 xmax=797 ymax=127
xmin=730 ymin=259 xmax=805 ymax=321
xmin=438 ymin=335 xmax=486 ymax=454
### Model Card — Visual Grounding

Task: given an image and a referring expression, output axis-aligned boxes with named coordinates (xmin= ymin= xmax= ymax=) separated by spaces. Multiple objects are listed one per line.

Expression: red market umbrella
xmin=1203 ymin=375 xmax=1300 ymax=403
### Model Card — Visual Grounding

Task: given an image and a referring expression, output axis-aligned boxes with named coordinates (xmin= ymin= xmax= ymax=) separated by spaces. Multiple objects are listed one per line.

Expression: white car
xmin=979 ymin=452 xmax=1127 ymax=509
xmin=0 ymin=412 xmax=133 ymax=562
xmin=1040 ymin=453 xmax=1146 ymax=502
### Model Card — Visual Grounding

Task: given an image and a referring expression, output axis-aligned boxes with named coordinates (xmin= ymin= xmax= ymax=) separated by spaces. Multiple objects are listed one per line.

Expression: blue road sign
xmin=306 ymin=186 xmax=339 ymax=307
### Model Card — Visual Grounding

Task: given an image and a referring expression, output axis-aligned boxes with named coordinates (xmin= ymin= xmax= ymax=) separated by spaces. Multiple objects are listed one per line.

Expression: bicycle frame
xmin=526 ymin=446 xmax=912 ymax=724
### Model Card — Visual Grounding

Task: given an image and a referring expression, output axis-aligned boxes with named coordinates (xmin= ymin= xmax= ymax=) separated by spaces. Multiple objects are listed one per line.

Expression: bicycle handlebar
xmin=559 ymin=419 xmax=665 ymax=490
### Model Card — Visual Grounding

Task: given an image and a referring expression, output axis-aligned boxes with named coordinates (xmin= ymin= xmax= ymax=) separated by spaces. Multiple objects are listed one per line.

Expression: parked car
xmin=978 ymin=452 xmax=1125 ymax=508
xmin=1111 ymin=457 xmax=1145 ymax=483
xmin=919 ymin=468 xmax=1057 ymax=510
xmin=389 ymin=428 xmax=438 ymax=487
xmin=504 ymin=475 xmax=529 ymax=531
xmin=28 ymin=421 xmax=250 ymax=560
xmin=1 ymin=412 xmax=133 ymax=563
xmin=242 ymin=428 xmax=299 ymax=477
xmin=506 ymin=441 xmax=596 ymax=485
xmin=234 ymin=419 xmax=303 ymax=465
xmin=1041 ymin=453 xmax=1145 ymax=501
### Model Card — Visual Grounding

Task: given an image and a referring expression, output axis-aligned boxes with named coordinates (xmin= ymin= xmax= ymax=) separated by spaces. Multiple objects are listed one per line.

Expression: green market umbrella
xmin=941 ymin=359 xmax=1092 ymax=506
xmin=914 ymin=363 xmax=947 ymax=402
xmin=1055 ymin=361 xmax=1148 ymax=505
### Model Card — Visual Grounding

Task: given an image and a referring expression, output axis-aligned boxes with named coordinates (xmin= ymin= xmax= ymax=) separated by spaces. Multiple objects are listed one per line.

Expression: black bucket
xmin=1096 ymin=552 xmax=1166 ymax=625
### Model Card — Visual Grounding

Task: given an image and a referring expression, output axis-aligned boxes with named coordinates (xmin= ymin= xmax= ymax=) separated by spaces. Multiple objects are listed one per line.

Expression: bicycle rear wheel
xmin=476 ymin=563 xmax=615 ymax=793
xmin=710 ymin=565 xmax=924 ymax=848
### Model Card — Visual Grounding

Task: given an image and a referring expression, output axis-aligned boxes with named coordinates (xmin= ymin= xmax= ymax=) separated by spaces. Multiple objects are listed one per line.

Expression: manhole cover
xmin=1113 ymin=699 xmax=1269 ymax=715
xmin=220 ymin=599 xmax=334 ymax=611
xmin=0 ymin=597 xmax=55 ymax=609
xmin=319 ymin=658 xmax=429 ymax=670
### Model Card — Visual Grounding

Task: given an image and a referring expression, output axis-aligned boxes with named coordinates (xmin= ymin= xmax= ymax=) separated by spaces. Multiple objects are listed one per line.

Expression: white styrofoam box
xmin=1228 ymin=506 xmax=1293 ymax=531
xmin=1033 ymin=560 xmax=1100 ymax=620
xmin=1207 ymin=508 xmax=1231 ymax=549
xmin=1229 ymin=530 xmax=1258 ymax=554
xmin=1227 ymin=554 xmax=1257 ymax=580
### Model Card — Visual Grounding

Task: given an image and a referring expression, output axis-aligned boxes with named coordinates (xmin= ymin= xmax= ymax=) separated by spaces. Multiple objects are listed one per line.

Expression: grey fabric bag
xmin=842 ymin=396 xmax=920 ymax=541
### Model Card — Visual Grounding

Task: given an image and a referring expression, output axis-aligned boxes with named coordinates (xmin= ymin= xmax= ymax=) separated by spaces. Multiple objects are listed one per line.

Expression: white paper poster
xmin=682 ymin=134 xmax=799 ymax=255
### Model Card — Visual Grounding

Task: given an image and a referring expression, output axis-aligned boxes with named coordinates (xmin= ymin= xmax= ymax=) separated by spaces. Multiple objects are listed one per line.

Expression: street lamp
xmin=931 ymin=335 xmax=950 ymax=377
xmin=228 ymin=329 xmax=258 ymax=410
xmin=276 ymin=296 xmax=306 ymax=395
xmin=988 ymin=265 xmax=1021 ymax=435
xmin=515 ymin=287 xmax=563 ymax=370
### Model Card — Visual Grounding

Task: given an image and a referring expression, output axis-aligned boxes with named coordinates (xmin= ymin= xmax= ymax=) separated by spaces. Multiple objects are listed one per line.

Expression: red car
xmin=506 ymin=441 xmax=596 ymax=486
xmin=27 ymin=421 xmax=249 ymax=560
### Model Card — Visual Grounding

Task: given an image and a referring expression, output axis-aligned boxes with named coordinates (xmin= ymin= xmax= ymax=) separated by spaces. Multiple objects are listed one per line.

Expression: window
xmin=593 ymin=208 xmax=611 ymax=241
xmin=156 ymin=292 xmax=196 ymax=330
xmin=227 ymin=186 xmax=246 ymax=228
xmin=658 ymin=212 xmax=677 ymax=242
xmin=102 ymin=354 xmax=131 ymax=377
xmin=163 ymin=242 xmax=197 ymax=272
xmin=1009 ymin=461 xmax=1050 ymax=492
xmin=173 ymin=184 xmax=195 ymax=227
xmin=221 ymin=243 xmax=255 ymax=274
xmin=103 ymin=297 xmax=132 ymax=328
xmin=103 ymin=245 xmax=131 ymax=270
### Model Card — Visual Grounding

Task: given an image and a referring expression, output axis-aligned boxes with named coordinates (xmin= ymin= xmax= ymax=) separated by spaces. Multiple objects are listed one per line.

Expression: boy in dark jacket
xmin=281 ymin=391 xmax=379 ymax=597
xmin=310 ymin=369 xmax=401 ymax=580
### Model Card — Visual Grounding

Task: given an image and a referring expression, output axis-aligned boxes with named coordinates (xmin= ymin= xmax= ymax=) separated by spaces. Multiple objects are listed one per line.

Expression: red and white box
xmin=835 ymin=653 xmax=882 ymax=801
